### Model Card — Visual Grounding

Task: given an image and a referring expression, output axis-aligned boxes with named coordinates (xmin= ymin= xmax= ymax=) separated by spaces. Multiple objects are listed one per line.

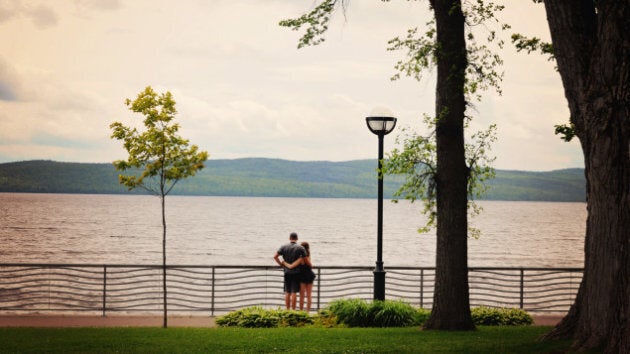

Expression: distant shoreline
xmin=0 ymin=159 xmax=586 ymax=202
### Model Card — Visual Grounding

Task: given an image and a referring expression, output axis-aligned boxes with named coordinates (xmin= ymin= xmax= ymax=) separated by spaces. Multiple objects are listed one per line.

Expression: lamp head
xmin=366 ymin=107 xmax=397 ymax=136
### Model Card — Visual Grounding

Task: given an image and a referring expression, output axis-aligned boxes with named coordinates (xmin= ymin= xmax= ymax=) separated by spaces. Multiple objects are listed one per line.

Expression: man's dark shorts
xmin=284 ymin=273 xmax=301 ymax=293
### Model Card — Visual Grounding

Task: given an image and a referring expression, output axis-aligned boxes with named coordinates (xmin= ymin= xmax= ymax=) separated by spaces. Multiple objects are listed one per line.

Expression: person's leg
xmin=305 ymin=283 xmax=313 ymax=312
xmin=299 ymin=283 xmax=306 ymax=310
xmin=290 ymin=292 xmax=297 ymax=309
xmin=287 ymin=273 xmax=300 ymax=310
xmin=283 ymin=274 xmax=291 ymax=309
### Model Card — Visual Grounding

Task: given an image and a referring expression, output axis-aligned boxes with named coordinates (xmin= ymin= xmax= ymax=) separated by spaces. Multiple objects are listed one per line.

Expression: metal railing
xmin=0 ymin=264 xmax=582 ymax=316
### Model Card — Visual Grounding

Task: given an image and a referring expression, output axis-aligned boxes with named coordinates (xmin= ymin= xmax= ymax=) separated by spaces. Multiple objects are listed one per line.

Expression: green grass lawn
xmin=0 ymin=326 xmax=575 ymax=353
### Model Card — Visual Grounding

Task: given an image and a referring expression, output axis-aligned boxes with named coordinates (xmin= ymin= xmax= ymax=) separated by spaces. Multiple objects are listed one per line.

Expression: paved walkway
xmin=0 ymin=314 xmax=562 ymax=328
xmin=0 ymin=315 xmax=216 ymax=328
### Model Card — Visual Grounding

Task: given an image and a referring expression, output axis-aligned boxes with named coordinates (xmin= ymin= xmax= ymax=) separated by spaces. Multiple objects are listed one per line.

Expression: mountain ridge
xmin=0 ymin=159 xmax=585 ymax=202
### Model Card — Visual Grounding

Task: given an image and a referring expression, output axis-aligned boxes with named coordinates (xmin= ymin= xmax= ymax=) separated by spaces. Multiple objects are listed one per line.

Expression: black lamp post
xmin=365 ymin=113 xmax=397 ymax=301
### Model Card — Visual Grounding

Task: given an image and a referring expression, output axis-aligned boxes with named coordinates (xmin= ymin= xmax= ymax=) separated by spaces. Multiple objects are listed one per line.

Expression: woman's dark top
xmin=299 ymin=261 xmax=316 ymax=284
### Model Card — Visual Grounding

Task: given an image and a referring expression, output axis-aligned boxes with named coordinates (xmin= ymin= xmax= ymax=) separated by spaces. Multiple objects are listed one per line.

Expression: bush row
xmin=326 ymin=299 xmax=430 ymax=327
xmin=471 ymin=306 xmax=533 ymax=326
xmin=216 ymin=299 xmax=533 ymax=328
xmin=215 ymin=306 xmax=313 ymax=328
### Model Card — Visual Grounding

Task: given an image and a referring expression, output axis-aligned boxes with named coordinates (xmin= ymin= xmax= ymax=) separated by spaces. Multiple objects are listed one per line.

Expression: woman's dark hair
xmin=301 ymin=241 xmax=310 ymax=256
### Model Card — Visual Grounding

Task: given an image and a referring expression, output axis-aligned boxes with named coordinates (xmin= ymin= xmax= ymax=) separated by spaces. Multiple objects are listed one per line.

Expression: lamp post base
xmin=373 ymin=269 xmax=386 ymax=301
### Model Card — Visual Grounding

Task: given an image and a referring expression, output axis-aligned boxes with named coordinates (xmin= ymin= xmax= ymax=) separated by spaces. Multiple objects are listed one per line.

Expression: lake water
xmin=0 ymin=193 xmax=586 ymax=268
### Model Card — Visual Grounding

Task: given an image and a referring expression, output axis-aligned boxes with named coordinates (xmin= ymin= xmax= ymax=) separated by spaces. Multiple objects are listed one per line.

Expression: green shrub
xmin=278 ymin=309 xmax=314 ymax=327
xmin=313 ymin=309 xmax=340 ymax=327
xmin=414 ymin=307 xmax=431 ymax=325
xmin=370 ymin=300 xmax=418 ymax=327
xmin=471 ymin=307 xmax=533 ymax=326
xmin=216 ymin=304 xmax=532 ymax=328
xmin=215 ymin=307 xmax=277 ymax=328
xmin=499 ymin=308 xmax=534 ymax=326
xmin=326 ymin=299 xmax=421 ymax=327
xmin=216 ymin=307 xmax=313 ymax=328
xmin=328 ymin=298 xmax=371 ymax=327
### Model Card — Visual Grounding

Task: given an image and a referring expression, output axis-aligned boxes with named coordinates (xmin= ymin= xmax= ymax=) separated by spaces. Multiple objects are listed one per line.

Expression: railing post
xmin=211 ymin=266 xmax=215 ymax=316
xmin=102 ymin=265 xmax=107 ymax=317
xmin=420 ymin=268 xmax=424 ymax=308
xmin=519 ymin=268 xmax=524 ymax=309
xmin=47 ymin=266 xmax=51 ymax=310
xmin=316 ymin=268 xmax=321 ymax=311
xmin=569 ymin=270 xmax=574 ymax=303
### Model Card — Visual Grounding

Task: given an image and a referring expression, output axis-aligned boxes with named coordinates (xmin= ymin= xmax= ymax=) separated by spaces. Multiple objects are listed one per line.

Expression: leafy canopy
xmin=387 ymin=0 xmax=509 ymax=100
xmin=110 ymin=86 xmax=208 ymax=196
xmin=385 ymin=114 xmax=497 ymax=237
xmin=280 ymin=1 xmax=504 ymax=237
xmin=384 ymin=1 xmax=505 ymax=236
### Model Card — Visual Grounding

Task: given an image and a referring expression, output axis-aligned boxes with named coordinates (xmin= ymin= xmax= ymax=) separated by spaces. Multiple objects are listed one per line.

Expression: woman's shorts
xmin=301 ymin=269 xmax=316 ymax=284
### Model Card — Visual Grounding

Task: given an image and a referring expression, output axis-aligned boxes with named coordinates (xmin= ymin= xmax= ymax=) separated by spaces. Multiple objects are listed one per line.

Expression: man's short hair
xmin=289 ymin=232 xmax=298 ymax=240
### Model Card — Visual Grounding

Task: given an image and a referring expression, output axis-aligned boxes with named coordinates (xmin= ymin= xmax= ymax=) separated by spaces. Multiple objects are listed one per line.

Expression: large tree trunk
xmin=423 ymin=0 xmax=474 ymax=330
xmin=541 ymin=1 xmax=630 ymax=352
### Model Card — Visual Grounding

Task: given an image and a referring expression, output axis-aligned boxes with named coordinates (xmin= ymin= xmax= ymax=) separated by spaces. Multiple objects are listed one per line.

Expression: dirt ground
xmin=0 ymin=314 xmax=562 ymax=328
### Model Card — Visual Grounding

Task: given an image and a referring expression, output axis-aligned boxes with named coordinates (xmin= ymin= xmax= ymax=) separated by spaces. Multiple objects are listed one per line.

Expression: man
xmin=273 ymin=232 xmax=306 ymax=310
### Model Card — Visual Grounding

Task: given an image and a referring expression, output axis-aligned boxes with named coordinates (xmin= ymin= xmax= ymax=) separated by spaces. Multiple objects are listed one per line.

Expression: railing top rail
xmin=0 ymin=263 xmax=584 ymax=272
xmin=468 ymin=267 xmax=583 ymax=272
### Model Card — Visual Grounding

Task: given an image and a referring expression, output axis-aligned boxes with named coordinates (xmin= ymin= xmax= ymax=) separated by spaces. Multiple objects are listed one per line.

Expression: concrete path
xmin=0 ymin=314 xmax=562 ymax=328
xmin=0 ymin=315 xmax=215 ymax=328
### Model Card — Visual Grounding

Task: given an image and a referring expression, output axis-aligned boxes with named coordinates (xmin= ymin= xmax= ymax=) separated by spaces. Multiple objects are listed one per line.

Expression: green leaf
xmin=109 ymin=86 xmax=208 ymax=197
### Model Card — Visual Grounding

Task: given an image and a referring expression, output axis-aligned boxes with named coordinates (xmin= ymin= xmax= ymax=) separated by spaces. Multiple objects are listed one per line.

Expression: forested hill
xmin=0 ymin=159 xmax=585 ymax=202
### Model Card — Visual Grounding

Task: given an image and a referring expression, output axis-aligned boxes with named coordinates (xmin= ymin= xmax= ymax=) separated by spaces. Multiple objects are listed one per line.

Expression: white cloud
xmin=0 ymin=0 xmax=584 ymax=171
xmin=0 ymin=1 xmax=58 ymax=28
xmin=25 ymin=3 xmax=57 ymax=28
xmin=0 ymin=56 xmax=21 ymax=101
xmin=73 ymin=0 xmax=121 ymax=12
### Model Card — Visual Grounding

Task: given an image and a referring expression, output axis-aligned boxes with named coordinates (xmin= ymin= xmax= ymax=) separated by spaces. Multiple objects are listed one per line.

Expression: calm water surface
xmin=0 ymin=193 xmax=586 ymax=268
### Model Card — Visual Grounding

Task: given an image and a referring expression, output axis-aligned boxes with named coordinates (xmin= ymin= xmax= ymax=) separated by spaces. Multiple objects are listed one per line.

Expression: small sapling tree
xmin=110 ymin=86 xmax=208 ymax=328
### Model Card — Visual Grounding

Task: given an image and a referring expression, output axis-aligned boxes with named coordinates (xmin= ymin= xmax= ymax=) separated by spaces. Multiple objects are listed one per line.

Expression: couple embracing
xmin=273 ymin=232 xmax=316 ymax=312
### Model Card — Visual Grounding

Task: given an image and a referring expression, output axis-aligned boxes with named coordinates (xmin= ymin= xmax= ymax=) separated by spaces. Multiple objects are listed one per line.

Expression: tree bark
xmin=423 ymin=0 xmax=474 ymax=330
xmin=541 ymin=1 xmax=630 ymax=352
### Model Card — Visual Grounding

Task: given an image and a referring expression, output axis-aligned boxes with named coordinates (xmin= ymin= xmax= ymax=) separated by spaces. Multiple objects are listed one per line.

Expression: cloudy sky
xmin=0 ymin=0 xmax=583 ymax=171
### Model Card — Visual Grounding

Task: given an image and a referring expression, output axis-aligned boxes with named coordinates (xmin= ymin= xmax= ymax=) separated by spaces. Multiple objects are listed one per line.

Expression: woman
xmin=281 ymin=241 xmax=316 ymax=312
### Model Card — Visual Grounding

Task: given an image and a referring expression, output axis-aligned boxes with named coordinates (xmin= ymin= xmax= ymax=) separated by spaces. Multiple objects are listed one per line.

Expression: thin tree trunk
xmin=160 ymin=143 xmax=168 ymax=329
xmin=162 ymin=194 xmax=167 ymax=329
xmin=541 ymin=1 xmax=630 ymax=352
xmin=423 ymin=0 xmax=474 ymax=330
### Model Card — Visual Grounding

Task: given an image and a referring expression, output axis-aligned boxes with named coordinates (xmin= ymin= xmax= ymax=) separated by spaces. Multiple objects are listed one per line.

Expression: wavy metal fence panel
xmin=0 ymin=264 xmax=581 ymax=316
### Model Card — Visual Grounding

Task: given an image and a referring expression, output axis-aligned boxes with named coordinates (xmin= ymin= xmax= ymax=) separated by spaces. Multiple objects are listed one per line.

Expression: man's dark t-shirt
xmin=278 ymin=242 xmax=306 ymax=274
